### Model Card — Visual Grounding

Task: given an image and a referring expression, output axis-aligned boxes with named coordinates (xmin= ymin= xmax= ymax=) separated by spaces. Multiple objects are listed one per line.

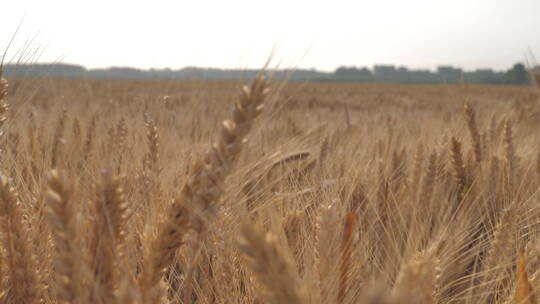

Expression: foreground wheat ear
xmin=139 ymin=74 xmax=270 ymax=303
xmin=238 ymin=223 xmax=308 ymax=304
xmin=0 ymin=174 xmax=43 ymax=303
xmin=45 ymin=169 xmax=79 ymax=304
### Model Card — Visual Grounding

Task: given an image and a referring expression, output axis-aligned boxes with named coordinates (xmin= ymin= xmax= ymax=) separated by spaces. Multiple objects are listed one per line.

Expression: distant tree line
xmin=1 ymin=62 xmax=533 ymax=85
xmin=1 ymin=64 xmax=329 ymax=82
xmin=330 ymin=63 xmax=531 ymax=85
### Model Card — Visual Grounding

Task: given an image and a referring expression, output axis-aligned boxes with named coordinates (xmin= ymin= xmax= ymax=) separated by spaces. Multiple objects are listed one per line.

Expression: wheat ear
xmin=51 ymin=107 xmax=68 ymax=168
xmin=418 ymin=152 xmax=437 ymax=208
xmin=238 ymin=223 xmax=307 ymax=304
xmin=0 ymin=175 xmax=43 ymax=303
xmin=140 ymin=74 xmax=269 ymax=303
xmin=481 ymin=201 xmax=517 ymax=303
xmin=188 ymin=74 xmax=269 ymax=233
xmin=450 ymin=137 xmax=467 ymax=203
xmin=484 ymin=201 xmax=517 ymax=271
xmin=79 ymin=114 xmax=97 ymax=170
xmin=393 ymin=246 xmax=440 ymax=304
xmin=90 ymin=171 xmax=130 ymax=303
xmin=338 ymin=212 xmax=357 ymax=304
xmin=515 ymin=246 xmax=537 ymax=304
xmin=143 ymin=118 xmax=159 ymax=174
xmin=183 ymin=74 xmax=270 ymax=304
xmin=411 ymin=143 xmax=424 ymax=199
xmin=464 ymin=103 xmax=482 ymax=164
xmin=503 ymin=120 xmax=516 ymax=190
xmin=46 ymin=169 xmax=82 ymax=304
xmin=114 ymin=118 xmax=128 ymax=173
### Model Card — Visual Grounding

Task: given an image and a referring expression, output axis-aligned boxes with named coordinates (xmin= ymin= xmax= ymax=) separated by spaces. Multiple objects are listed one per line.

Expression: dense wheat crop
xmin=0 ymin=73 xmax=540 ymax=303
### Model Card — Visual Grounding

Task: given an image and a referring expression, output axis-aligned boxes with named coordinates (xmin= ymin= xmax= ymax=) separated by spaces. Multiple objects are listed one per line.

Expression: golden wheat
xmin=0 ymin=72 xmax=537 ymax=303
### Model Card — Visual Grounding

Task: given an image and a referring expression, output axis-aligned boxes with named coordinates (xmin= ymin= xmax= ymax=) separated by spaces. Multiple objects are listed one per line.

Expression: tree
xmin=334 ymin=66 xmax=372 ymax=81
xmin=505 ymin=63 xmax=529 ymax=85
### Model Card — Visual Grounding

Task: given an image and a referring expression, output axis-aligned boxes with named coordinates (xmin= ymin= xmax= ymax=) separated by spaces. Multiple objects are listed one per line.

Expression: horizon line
xmin=2 ymin=61 xmax=534 ymax=73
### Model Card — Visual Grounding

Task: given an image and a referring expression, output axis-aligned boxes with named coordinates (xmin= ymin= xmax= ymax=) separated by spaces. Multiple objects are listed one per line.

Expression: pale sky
xmin=1 ymin=0 xmax=539 ymax=72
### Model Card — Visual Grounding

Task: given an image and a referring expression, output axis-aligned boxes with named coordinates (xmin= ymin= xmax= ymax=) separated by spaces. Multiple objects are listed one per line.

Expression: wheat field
xmin=0 ymin=73 xmax=540 ymax=303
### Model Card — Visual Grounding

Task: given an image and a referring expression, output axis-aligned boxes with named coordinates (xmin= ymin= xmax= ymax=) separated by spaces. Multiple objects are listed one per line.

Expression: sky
xmin=1 ymin=0 xmax=539 ymax=72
